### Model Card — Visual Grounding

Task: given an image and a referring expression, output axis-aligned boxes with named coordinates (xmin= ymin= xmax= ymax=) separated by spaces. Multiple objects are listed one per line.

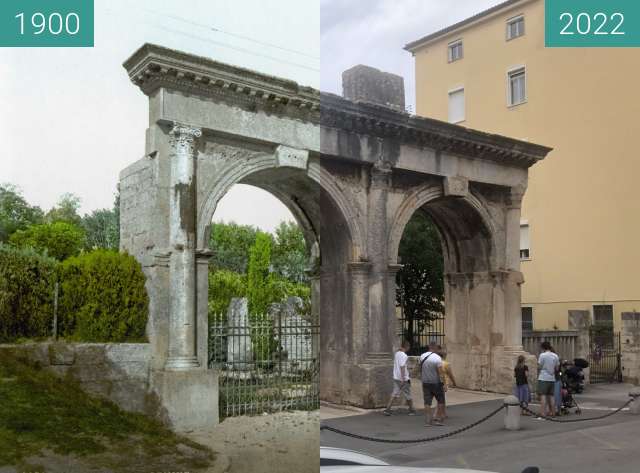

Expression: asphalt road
xmin=320 ymin=384 xmax=639 ymax=473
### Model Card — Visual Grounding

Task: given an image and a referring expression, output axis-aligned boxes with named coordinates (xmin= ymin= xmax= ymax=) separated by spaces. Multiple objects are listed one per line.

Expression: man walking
xmin=383 ymin=340 xmax=416 ymax=416
xmin=537 ymin=341 xmax=559 ymax=417
xmin=420 ymin=342 xmax=446 ymax=426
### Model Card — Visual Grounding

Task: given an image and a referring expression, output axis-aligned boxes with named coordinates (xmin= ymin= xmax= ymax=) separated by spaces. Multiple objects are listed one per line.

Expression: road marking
xmin=578 ymin=429 xmax=621 ymax=451
xmin=455 ymin=454 xmax=470 ymax=468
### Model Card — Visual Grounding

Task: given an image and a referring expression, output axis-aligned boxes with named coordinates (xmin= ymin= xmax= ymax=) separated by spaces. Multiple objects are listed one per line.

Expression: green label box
xmin=0 ymin=0 xmax=94 ymax=47
xmin=546 ymin=0 xmax=640 ymax=47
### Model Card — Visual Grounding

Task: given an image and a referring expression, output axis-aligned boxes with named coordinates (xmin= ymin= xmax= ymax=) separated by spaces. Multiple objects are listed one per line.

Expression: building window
xmin=507 ymin=15 xmax=525 ymax=40
xmin=448 ymin=88 xmax=465 ymax=123
xmin=593 ymin=304 xmax=614 ymax=348
xmin=508 ymin=67 xmax=527 ymax=106
xmin=521 ymin=307 xmax=533 ymax=332
xmin=520 ymin=223 xmax=530 ymax=260
xmin=448 ymin=40 xmax=463 ymax=62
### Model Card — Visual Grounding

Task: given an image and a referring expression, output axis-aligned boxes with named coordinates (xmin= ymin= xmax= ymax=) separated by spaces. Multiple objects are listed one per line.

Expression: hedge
xmin=58 ymin=250 xmax=149 ymax=342
xmin=0 ymin=245 xmax=58 ymax=342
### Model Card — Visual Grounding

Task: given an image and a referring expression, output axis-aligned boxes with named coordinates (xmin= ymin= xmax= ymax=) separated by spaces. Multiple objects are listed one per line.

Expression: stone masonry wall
xmin=621 ymin=312 xmax=640 ymax=385
xmin=0 ymin=342 xmax=153 ymax=415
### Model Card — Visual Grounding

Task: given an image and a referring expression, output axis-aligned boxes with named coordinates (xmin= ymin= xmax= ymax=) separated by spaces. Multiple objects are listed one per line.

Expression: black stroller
xmin=559 ymin=358 xmax=588 ymax=415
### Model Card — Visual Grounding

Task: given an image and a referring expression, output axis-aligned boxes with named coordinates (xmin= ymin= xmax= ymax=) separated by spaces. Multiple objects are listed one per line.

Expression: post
xmin=504 ymin=395 xmax=521 ymax=430
xmin=630 ymin=387 xmax=640 ymax=415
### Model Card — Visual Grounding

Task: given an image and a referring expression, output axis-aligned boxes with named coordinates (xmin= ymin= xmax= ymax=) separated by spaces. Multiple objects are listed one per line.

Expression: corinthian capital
xmin=169 ymin=122 xmax=202 ymax=156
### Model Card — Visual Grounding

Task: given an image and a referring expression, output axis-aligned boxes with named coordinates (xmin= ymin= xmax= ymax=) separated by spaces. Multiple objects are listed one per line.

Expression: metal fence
xmin=209 ymin=312 xmax=319 ymax=418
xmin=397 ymin=313 xmax=445 ymax=356
xmin=589 ymin=329 xmax=622 ymax=384
xmin=522 ymin=330 xmax=578 ymax=361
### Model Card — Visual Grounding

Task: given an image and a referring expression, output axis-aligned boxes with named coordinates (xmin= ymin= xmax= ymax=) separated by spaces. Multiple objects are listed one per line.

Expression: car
xmin=320 ymin=447 xmax=540 ymax=473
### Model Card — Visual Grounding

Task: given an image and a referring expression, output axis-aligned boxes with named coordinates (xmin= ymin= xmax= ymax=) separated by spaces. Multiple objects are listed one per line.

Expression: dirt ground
xmin=189 ymin=410 xmax=319 ymax=473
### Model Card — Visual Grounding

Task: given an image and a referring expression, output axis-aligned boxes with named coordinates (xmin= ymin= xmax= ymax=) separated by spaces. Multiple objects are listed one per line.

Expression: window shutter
xmin=448 ymin=89 xmax=465 ymax=123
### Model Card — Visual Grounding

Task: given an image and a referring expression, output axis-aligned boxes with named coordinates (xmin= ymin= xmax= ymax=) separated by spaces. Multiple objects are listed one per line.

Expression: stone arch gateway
xmin=119 ymin=46 xmax=551 ymax=428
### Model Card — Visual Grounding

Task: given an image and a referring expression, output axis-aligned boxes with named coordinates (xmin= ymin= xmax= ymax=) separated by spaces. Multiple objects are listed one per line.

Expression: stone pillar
xmin=196 ymin=249 xmax=214 ymax=368
xmin=621 ymin=312 xmax=640 ymax=385
xmin=165 ymin=123 xmax=202 ymax=371
xmin=387 ymin=264 xmax=403 ymax=348
xmin=568 ymin=310 xmax=591 ymax=360
xmin=348 ymin=262 xmax=372 ymax=358
xmin=366 ymin=159 xmax=393 ymax=358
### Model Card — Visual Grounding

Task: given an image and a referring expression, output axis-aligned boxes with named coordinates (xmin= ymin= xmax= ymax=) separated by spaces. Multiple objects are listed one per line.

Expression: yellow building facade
xmin=406 ymin=0 xmax=640 ymax=333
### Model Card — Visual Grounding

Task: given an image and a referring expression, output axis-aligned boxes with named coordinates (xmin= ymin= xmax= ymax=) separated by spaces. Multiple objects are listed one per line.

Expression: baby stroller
xmin=559 ymin=360 xmax=584 ymax=415
xmin=565 ymin=358 xmax=588 ymax=394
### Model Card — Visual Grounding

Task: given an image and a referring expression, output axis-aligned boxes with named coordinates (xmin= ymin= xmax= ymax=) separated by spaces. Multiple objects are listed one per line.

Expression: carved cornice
xmin=320 ymin=92 xmax=552 ymax=169
xmin=124 ymin=43 xmax=320 ymax=123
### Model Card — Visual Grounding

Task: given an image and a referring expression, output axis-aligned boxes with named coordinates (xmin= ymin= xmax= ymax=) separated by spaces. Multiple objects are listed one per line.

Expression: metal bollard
xmin=630 ymin=387 xmax=640 ymax=415
xmin=504 ymin=395 xmax=521 ymax=431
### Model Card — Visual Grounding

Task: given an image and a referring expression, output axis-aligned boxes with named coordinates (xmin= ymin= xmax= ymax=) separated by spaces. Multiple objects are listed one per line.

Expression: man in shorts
xmin=420 ymin=342 xmax=445 ymax=426
xmin=383 ymin=340 xmax=416 ymax=415
xmin=537 ymin=341 xmax=559 ymax=417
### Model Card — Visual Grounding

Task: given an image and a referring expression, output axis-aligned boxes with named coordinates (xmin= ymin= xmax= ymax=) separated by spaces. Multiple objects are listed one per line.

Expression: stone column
xmin=387 ymin=263 xmax=403 ymax=348
xmin=348 ymin=261 xmax=372 ymax=358
xmin=366 ymin=159 xmax=393 ymax=358
xmin=503 ymin=186 xmax=526 ymax=348
xmin=621 ymin=312 xmax=640 ymax=385
xmin=165 ymin=123 xmax=202 ymax=371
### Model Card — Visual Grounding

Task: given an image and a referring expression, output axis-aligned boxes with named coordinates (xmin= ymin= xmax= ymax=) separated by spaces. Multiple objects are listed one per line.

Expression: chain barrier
xmin=521 ymin=398 xmax=633 ymax=423
xmin=320 ymin=403 xmax=505 ymax=444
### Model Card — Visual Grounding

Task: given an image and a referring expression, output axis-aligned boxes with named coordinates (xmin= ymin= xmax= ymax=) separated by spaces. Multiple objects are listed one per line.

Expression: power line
xmin=143 ymin=9 xmax=320 ymax=61
xmin=145 ymin=23 xmax=320 ymax=73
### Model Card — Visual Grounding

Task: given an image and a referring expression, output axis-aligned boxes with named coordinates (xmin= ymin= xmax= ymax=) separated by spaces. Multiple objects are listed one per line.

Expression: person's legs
xmin=432 ymin=383 xmax=446 ymax=425
xmin=423 ymin=383 xmax=435 ymax=425
xmin=403 ymin=383 xmax=416 ymax=414
xmin=384 ymin=380 xmax=401 ymax=414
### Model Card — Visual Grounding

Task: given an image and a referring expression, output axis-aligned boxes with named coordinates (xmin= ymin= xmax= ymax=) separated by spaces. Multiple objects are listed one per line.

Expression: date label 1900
xmin=546 ymin=0 xmax=640 ymax=47
xmin=0 ymin=0 xmax=93 ymax=47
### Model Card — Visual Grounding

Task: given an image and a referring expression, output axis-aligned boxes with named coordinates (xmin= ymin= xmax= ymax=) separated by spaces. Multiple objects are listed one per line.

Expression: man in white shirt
xmin=537 ymin=341 xmax=560 ymax=417
xmin=383 ymin=340 xmax=416 ymax=416
xmin=420 ymin=342 xmax=446 ymax=426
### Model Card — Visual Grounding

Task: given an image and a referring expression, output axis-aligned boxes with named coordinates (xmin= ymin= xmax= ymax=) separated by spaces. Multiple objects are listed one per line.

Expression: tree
xmin=0 ymin=184 xmax=44 ymax=242
xmin=246 ymin=232 xmax=272 ymax=314
xmin=9 ymin=222 xmax=85 ymax=261
xmin=46 ymin=193 xmax=82 ymax=226
xmin=209 ymin=222 xmax=261 ymax=273
xmin=82 ymin=208 xmax=118 ymax=250
xmin=396 ymin=211 xmax=444 ymax=347
xmin=271 ymin=221 xmax=308 ymax=284
xmin=208 ymin=269 xmax=246 ymax=319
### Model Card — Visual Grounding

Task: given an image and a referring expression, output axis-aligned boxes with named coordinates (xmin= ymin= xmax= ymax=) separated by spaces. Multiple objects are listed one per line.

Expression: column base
xmin=164 ymin=356 xmax=200 ymax=371
xmin=151 ymin=368 xmax=218 ymax=431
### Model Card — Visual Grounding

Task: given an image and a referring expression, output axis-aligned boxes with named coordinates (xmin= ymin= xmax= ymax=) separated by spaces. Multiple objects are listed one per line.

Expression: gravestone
xmin=269 ymin=297 xmax=313 ymax=372
xmin=226 ymin=297 xmax=252 ymax=371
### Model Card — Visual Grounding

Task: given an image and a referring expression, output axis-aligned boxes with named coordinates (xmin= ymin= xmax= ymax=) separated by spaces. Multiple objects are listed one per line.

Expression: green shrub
xmin=0 ymin=244 xmax=58 ymax=342
xmin=9 ymin=221 xmax=85 ymax=260
xmin=208 ymin=269 xmax=246 ymax=322
xmin=58 ymin=250 xmax=148 ymax=342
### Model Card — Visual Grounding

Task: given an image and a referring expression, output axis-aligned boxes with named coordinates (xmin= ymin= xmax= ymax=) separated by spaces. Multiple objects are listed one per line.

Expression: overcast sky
xmin=2 ymin=0 xmax=501 ymax=232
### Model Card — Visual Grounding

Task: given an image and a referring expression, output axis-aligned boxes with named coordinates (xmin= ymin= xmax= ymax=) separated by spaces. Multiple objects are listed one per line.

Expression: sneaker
xmin=407 ymin=409 xmax=417 ymax=416
xmin=431 ymin=420 xmax=444 ymax=426
xmin=382 ymin=409 xmax=392 ymax=416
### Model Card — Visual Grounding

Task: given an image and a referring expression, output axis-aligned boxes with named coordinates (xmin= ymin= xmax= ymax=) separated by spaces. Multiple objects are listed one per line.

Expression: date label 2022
xmin=0 ymin=0 xmax=93 ymax=47
xmin=546 ymin=0 xmax=640 ymax=47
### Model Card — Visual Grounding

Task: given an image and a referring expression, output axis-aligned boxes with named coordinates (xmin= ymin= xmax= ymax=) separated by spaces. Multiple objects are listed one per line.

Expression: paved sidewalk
xmin=321 ymin=384 xmax=639 ymax=473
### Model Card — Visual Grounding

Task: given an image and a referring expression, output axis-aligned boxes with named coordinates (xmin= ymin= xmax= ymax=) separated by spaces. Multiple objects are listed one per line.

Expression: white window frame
xmin=506 ymin=14 xmax=525 ymax=41
xmin=447 ymin=86 xmax=465 ymax=124
xmin=448 ymin=39 xmax=463 ymax=63
xmin=507 ymin=65 xmax=527 ymax=107
xmin=520 ymin=220 xmax=531 ymax=261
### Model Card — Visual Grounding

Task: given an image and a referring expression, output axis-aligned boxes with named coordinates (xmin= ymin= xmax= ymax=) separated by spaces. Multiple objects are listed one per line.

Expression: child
xmin=514 ymin=355 xmax=531 ymax=415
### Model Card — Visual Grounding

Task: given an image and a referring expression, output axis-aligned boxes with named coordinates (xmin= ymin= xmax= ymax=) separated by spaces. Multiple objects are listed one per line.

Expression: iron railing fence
xmin=589 ymin=330 xmax=622 ymax=384
xmin=397 ymin=314 xmax=445 ymax=356
xmin=209 ymin=312 xmax=319 ymax=418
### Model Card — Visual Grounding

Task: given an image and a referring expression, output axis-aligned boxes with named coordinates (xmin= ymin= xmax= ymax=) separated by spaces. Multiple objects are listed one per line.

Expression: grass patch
xmin=0 ymin=351 xmax=214 ymax=471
